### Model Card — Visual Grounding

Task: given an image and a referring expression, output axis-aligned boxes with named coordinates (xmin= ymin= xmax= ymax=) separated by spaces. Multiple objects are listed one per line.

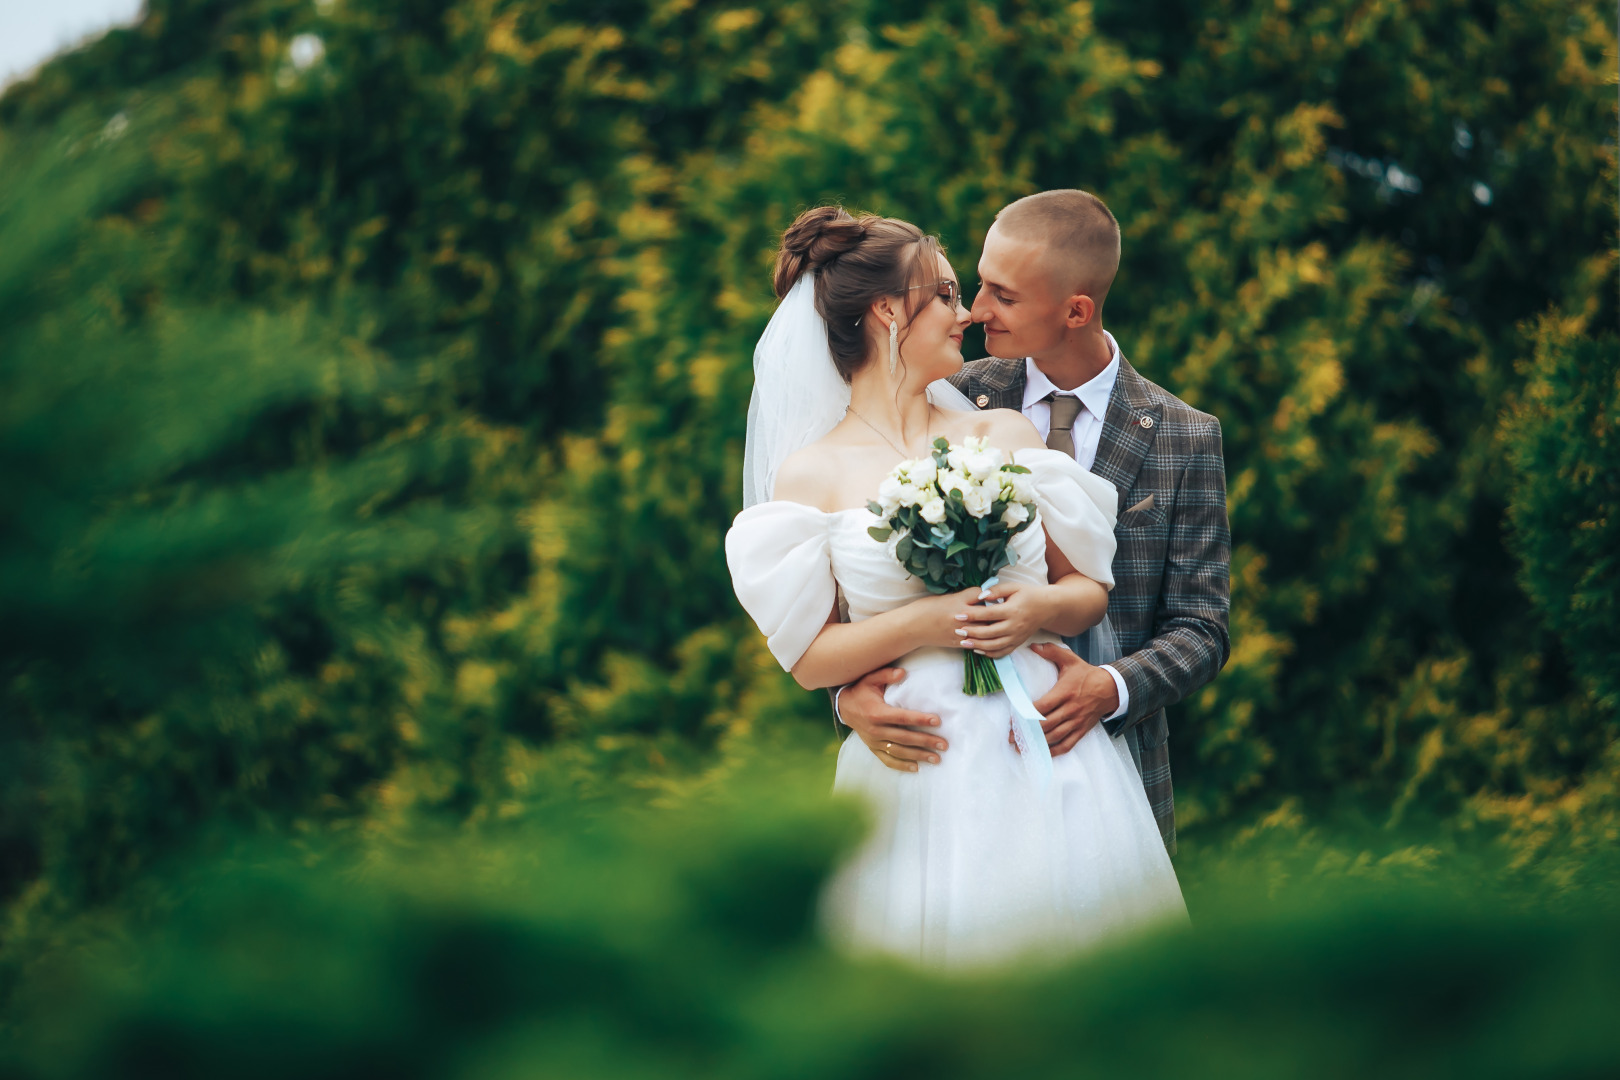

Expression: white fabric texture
xmin=725 ymin=460 xmax=1185 ymax=969
xmin=1014 ymin=447 xmax=1118 ymax=589
xmin=725 ymin=501 xmax=837 ymax=671
xmin=924 ymin=376 xmax=981 ymax=414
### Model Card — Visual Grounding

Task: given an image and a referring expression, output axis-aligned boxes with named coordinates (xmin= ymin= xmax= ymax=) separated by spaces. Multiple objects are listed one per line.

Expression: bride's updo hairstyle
xmin=773 ymin=205 xmax=944 ymax=383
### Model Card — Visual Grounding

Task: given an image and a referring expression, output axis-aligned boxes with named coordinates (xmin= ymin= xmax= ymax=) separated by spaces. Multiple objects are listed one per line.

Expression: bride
xmin=726 ymin=206 xmax=1185 ymax=969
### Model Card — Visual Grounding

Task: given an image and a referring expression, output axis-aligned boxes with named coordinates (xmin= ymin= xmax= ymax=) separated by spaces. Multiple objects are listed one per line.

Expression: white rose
xmin=964 ymin=449 xmax=1000 ymax=481
xmin=878 ymin=475 xmax=903 ymax=503
xmin=896 ymin=482 xmax=924 ymax=507
xmin=1002 ymin=502 xmax=1030 ymax=528
xmin=1002 ymin=472 xmax=1036 ymax=504
xmin=937 ymin=469 xmax=970 ymax=497
xmin=907 ymin=457 xmax=937 ymax=486
xmin=920 ymin=497 xmax=947 ymax=524
xmin=962 ymin=485 xmax=993 ymax=518
xmin=945 ymin=445 xmax=970 ymax=473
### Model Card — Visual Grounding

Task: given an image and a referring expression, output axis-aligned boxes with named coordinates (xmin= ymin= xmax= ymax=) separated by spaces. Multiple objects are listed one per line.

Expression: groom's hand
xmin=838 ymin=668 xmax=946 ymax=773
xmin=1028 ymin=642 xmax=1119 ymax=756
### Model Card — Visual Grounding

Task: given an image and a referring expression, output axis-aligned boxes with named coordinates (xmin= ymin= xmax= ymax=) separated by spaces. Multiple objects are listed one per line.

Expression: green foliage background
xmin=0 ymin=0 xmax=1616 ymax=1068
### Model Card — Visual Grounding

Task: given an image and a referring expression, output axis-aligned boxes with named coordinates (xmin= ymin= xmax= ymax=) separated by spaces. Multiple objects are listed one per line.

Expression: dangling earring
xmin=888 ymin=318 xmax=899 ymax=375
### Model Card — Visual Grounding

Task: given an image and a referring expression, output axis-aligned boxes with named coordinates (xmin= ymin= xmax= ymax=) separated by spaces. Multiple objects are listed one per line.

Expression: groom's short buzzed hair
xmin=994 ymin=189 xmax=1121 ymax=306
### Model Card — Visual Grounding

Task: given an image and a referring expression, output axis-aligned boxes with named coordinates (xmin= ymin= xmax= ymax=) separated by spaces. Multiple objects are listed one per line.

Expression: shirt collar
xmin=1021 ymin=330 xmax=1122 ymax=419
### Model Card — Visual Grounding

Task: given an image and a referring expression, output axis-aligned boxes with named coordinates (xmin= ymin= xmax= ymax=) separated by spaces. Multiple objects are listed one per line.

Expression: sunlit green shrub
xmin=1505 ymin=318 xmax=1620 ymax=715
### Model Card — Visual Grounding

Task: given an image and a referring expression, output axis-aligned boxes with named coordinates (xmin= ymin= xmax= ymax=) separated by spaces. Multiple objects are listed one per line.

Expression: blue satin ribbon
xmin=976 ymin=577 xmax=1053 ymax=792
xmin=994 ymin=654 xmax=1053 ymax=793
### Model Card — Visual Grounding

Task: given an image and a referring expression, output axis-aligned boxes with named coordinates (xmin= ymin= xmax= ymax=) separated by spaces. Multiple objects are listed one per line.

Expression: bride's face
xmin=897 ymin=252 xmax=971 ymax=381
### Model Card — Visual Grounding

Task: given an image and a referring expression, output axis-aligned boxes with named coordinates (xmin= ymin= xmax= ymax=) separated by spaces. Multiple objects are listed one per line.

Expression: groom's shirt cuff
xmin=1100 ymin=664 xmax=1130 ymax=721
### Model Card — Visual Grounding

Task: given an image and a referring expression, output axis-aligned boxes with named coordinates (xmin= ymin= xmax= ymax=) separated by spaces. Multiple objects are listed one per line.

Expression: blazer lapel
xmin=1091 ymin=356 xmax=1162 ymax=512
xmin=951 ymin=355 xmax=1026 ymax=411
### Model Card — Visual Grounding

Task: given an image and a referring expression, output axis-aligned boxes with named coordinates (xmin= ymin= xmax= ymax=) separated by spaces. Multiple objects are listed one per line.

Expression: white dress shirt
xmin=1020 ymin=332 xmax=1131 ymax=722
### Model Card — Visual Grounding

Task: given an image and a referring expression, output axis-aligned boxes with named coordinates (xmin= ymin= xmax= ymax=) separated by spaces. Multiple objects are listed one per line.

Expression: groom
xmin=835 ymin=190 xmax=1231 ymax=854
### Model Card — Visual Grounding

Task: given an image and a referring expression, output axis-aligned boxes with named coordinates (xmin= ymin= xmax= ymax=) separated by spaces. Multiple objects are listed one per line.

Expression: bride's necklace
xmin=847 ymin=404 xmax=930 ymax=460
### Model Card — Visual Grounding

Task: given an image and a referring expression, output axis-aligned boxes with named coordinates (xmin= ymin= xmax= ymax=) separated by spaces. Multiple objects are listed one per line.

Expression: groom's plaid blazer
xmin=949 ymin=353 xmax=1231 ymax=854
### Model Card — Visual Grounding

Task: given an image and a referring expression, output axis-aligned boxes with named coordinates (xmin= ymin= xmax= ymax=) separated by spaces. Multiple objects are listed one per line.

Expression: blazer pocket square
xmin=1126 ymin=494 xmax=1155 ymax=513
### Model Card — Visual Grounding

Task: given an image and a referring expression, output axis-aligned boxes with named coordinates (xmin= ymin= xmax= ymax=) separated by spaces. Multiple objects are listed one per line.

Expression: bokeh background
xmin=1 ymin=1 xmax=1616 ymax=1075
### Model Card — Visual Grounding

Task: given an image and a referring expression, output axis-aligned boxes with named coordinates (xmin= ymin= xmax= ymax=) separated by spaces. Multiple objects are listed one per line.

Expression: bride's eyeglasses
xmin=907 ymin=279 xmax=962 ymax=309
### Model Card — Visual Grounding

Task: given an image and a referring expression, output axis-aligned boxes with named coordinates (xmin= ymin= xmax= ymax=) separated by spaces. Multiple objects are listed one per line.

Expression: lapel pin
xmin=1138 ymin=415 xmax=1155 ymax=429
xmin=975 ymin=394 xmax=990 ymax=408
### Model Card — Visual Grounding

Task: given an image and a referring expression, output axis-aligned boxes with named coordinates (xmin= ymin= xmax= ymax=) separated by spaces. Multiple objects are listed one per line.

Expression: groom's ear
xmin=1064 ymin=293 xmax=1097 ymax=329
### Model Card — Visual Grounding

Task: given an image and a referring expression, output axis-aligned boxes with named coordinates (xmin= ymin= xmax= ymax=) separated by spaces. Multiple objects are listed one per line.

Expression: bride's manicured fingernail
xmin=954 ymin=614 xmax=968 ymax=621
xmin=928 ymin=755 xmax=940 ymax=764
xmin=954 ymin=629 xmax=967 ymax=637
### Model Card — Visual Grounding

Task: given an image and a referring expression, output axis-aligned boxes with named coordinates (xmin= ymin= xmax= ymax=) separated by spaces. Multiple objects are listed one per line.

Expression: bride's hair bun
xmin=773 ymin=206 xmax=867 ymax=298
xmin=771 ymin=205 xmax=945 ymax=382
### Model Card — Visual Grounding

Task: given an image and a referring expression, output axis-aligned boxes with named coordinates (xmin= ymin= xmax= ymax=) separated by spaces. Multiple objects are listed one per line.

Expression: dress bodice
xmin=727 ymin=447 xmax=1118 ymax=672
xmin=827 ymin=507 xmax=1050 ymax=622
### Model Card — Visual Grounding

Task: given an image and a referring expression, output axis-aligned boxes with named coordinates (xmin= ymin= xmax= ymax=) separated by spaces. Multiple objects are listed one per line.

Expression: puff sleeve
xmin=1016 ymin=448 xmax=1118 ymax=589
xmin=725 ymin=502 xmax=837 ymax=672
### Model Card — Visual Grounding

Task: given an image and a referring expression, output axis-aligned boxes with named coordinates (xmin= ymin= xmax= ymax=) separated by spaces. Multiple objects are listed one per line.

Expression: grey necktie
xmin=1044 ymin=393 xmax=1082 ymax=458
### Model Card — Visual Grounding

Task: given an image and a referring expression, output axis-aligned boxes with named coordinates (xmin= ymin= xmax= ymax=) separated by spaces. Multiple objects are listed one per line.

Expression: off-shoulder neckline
xmin=744 ymin=501 xmax=875 ymax=516
xmin=744 ymin=448 xmax=1078 ymax=517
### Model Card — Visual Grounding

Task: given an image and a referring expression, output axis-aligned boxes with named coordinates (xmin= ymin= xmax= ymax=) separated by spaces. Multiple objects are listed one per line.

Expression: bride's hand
xmin=907 ymin=588 xmax=987 ymax=649
xmin=954 ymin=581 xmax=1054 ymax=659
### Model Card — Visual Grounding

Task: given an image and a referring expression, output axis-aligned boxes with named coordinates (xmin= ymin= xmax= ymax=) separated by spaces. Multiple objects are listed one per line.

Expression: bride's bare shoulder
xmin=951 ymin=407 xmax=1044 ymax=453
xmin=772 ymin=437 xmax=854 ymax=509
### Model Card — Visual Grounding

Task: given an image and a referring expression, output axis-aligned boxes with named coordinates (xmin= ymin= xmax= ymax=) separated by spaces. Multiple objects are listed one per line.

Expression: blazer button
xmin=976 ymin=394 xmax=990 ymax=408
xmin=1138 ymin=415 xmax=1155 ymax=429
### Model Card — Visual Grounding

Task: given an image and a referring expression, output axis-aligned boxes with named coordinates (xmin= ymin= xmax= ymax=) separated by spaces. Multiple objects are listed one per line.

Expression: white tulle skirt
xmin=821 ymin=645 xmax=1187 ymax=970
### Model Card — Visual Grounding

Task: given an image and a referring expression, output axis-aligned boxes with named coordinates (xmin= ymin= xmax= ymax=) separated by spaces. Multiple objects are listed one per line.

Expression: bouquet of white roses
xmin=867 ymin=436 xmax=1040 ymax=696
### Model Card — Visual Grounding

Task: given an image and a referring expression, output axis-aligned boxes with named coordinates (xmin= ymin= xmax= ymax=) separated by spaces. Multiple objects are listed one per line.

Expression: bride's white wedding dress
xmin=728 ymin=447 xmax=1186 ymax=970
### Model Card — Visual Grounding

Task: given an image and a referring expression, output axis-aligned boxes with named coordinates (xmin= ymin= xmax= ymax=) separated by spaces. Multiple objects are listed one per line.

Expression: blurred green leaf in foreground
xmin=4 ymin=776 xmax=1619 ymax=1080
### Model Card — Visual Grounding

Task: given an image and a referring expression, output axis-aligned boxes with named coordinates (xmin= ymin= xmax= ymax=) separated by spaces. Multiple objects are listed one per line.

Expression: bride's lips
xmin=949 ymin=333 xmax=964 ymax=344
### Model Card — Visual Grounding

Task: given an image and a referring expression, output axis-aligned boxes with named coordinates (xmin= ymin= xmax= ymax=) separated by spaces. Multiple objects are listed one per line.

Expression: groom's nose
xmin=968 ymin=287 xmax=993 ymax=322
